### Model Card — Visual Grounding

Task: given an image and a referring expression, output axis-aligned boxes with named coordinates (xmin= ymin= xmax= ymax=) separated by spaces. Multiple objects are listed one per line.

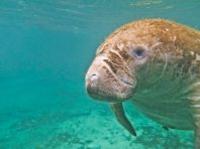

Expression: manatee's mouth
xmin=87 ymin=89 xmax=133 ymax=102
xmin=87 ymin=90 xmax=122 ymax=102
xmin=86 ymin=79 xmax=134 ymax=102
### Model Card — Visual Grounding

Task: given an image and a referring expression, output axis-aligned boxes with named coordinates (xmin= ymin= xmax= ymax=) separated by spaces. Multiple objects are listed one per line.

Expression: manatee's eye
xmin=130 ymin=47 xmax=146 ymax=59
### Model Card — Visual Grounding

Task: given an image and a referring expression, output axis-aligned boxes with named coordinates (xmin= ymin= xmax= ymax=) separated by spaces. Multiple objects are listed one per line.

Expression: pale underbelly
xmin=132 ymin=96 xmax=194 ymax=130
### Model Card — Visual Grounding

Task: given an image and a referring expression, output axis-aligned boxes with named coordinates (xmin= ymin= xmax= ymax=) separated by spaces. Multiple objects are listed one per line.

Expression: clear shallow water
xmin=0 ymin=0 xmax=200 ymax=148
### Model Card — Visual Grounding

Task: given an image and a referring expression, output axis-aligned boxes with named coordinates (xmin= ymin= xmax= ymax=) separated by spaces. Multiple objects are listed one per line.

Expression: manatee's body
xmin=85 ymin=19 xmax=200 ymax=148
xmin=133 ymin=66 xmax=194 ymax=130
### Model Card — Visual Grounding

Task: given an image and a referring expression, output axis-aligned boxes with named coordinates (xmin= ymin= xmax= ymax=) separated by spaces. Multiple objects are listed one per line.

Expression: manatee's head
xmin=85 ymin=20 xmax=169 ymax=103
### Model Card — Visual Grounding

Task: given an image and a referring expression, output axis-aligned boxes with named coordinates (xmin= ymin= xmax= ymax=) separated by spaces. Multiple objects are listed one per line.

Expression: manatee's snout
xmin=85 ymin=73 xmax=100 ymax=94
xmin=85 ymin=55 xmax=135 ymax=102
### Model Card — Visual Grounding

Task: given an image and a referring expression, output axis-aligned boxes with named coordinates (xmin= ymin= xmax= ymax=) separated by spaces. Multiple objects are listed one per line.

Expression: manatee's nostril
xmin=91 ymin=73 xmax=97 ymax=77
xmin=86 ymin=73 xmax=99 ymax=88
xmin=90 ymin=73 xmax=98 ymax=82
xmin=86 ymin=73 xmax=99 ymax=95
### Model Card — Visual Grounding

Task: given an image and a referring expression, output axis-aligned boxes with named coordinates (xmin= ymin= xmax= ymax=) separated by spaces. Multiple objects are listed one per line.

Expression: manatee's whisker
xmin=161 ymin=53 xmax=168 ymax=75
xmin=102 ymin=60 xmax=124 ymax=84
xmin=108 ymin=49 xmax=134 ymax=79
xmin=150 ymin=41 xmax=162 ymax=49
xmin=110 ymin=49 xmax=124 ymax=61
xmin=103 ymin=59 xmax=117 ymax=74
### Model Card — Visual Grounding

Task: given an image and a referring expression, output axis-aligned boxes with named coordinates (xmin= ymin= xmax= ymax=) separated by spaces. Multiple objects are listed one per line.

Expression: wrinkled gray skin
xmin=85 ymin=19 xmax=200 ymax=148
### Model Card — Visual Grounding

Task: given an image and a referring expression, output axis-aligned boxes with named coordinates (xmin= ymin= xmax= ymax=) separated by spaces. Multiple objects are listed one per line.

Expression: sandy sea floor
xmin=0 ymin=99 xmax=194 ymax=149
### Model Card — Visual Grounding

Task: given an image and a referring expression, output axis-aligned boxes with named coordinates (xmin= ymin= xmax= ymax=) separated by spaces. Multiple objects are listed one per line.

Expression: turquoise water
xmin=0 ymin=0 xmax=200 ymax=148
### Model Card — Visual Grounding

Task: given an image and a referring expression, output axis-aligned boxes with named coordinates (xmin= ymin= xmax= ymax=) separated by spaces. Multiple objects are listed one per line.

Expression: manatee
xmin=85 ymin=19 xmax=200 ymax=148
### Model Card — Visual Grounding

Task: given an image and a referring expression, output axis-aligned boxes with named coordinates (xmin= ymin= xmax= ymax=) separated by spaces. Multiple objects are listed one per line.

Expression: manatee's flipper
xmin=110 ymin=103 xmax=137 ymax=136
